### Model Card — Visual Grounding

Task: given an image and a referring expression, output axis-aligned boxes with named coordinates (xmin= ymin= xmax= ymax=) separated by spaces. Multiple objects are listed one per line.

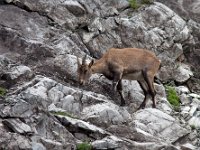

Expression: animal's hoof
xmin=120 ymin=103 xmax=125 ymax=106
xmin=138 ymin=104 xmax=145 ymax=110
xmin=113 ymin=87 xmax=117 ymax=92
xmin=152 ymin=104 xmax=156 ymax=108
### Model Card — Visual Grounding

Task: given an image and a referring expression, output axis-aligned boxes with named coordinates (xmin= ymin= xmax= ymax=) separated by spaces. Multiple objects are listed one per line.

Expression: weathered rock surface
xmin=155 ymin=0 xmax=200 ymax=94
xmin=156 ymin=0 xmax=200 ymax=23
xmin=132 ymin=108 xmax=190 ymax=143
xmin=0 ymin=0 xmax=200 ymax=149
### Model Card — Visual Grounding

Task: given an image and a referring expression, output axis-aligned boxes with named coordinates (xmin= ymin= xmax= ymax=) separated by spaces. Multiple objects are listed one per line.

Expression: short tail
xmin=158 ymin=59 xmax=162 ymax=70
xmin=154 ymin=59 xmax=162 ymax=84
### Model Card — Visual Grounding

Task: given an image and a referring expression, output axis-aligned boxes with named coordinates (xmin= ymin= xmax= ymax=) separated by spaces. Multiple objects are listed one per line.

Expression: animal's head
xmin=77 ymin=55 xmax=94 ymax=85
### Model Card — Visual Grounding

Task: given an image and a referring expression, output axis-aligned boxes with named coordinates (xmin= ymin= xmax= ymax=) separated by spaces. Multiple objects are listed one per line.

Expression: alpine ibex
xmin=77 ymin=48 xmax=161 ymax=109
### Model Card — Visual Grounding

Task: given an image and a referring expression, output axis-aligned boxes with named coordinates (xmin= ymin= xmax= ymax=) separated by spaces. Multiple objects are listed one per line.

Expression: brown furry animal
xmin=77 ymin=48 xmax=161 ymax=109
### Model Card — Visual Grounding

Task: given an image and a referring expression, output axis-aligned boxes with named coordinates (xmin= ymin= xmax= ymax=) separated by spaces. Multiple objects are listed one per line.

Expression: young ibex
xmin=77 ymin=48 xmax=161 ymax=109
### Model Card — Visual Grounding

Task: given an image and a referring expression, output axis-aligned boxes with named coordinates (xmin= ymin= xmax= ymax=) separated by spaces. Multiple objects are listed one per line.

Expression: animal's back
xmin=105 ymin=48 xmax=159 ymax=70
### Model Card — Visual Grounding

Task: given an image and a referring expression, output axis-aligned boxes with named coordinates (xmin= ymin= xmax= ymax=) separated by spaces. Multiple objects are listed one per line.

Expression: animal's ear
xmin=77 ymin=56 xmax=81 ymax=67
xmin=82 ymin=54 xmax=87 ymax=65
xmin=89 ymin=59 xmax=94 ymax=68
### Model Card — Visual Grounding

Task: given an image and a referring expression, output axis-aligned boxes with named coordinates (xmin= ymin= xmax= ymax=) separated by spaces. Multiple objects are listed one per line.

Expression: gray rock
xmin=54 ymin=54 xmax=79 ymax=81
xmin=63 ymin=0 xmax=86 ymax=16
xmin=132 ymin=108 xmax=190 ymax=143
xmin=175 ymin=86 xmax=190 ymax=95
xmin=156 ymin=0 xmax=200 ymax=23
xmin=82 ymin=102 xmax=131 ymax=126
xmin=181 ymin=143 xmax=197 ymax=150
xmin=173 ymin=63 xmax=193 ymax=83
xmin=122 ymin=80 xmax=144 ymax=110
xmin=48 ymin=103 xmax=66 ymax=113
xmin=188 ymin=93 xmax=200 ymax=99
xmin=7 ymin=65 xmax=32 ymax=80
xmin=2 ymin=118 xmax=33 ymax=134
xmin=188 ymin=113 xmax=200 ymax=129
xmin=56 ymin=115 xmax=108 ymax=136
xmin=128 ymin=141 xmax=179 ymax=150
xmin=5 ymin=0 xmax=79 ymax=29
xmin=0 ymin=97 xmax=35 ymax=118
xmin=0 ymin=5 xmax=49 ymax=41
xmin=119 ymin=2 xmax=192 ymax=53
xmin=0 ymin=123 xmax=32 ymax=149
xmin=92 ymin=136 xmax=121 ymax=150
xmin=32 ymin=143 xmax=46 ymax=150
xmin=155 ymin=83 xmax=173 ymax=114
xmin=61 ymin=95 xmax=81 ymax=115
xmin=40 ymin=138 xmax=63 ymax=150
xmin=48 ymin=86 xmax=64 ymax=103
xmin=50 ymin=32 xmax=88 ymax=57
xmin=33 ymin=113 xmax=76 ymax=146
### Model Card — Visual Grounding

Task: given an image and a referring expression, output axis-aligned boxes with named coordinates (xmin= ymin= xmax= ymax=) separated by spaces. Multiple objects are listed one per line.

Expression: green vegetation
xmin=141 ymin=0 xmax=153 ymax=4
xmin=77 ymin=142 xmax=92 ymax=150
xmin=129 ymin=0 xmax=140 ymax=9
xmin=129 ymin=0 xmax=153 ymax=9
xmin=165 ymin=86 xmax=180 ymax=111
xmin=0 ymin=87 xmax=6 ymax=96
xmin=190 ymin=125 xmax=196 ymax=130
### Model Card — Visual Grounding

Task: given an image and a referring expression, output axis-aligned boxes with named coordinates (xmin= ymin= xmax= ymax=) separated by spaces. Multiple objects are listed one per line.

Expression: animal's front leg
xmin=113 ymin=81 xmax=118 ymax=91
xmin=117 ymin=80 xmax=125 ymax=106
xmin=112 ymin=72 xmax=122 ymax=91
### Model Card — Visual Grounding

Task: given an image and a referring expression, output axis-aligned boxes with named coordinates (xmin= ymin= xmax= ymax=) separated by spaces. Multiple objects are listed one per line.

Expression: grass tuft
xmin=0 ymin=87 xmax=6 ymax=96
xmin=141 ymin=0 xmax=153 ymax=4
xmin=165 ymin=86 xmax=180 ymax=111
xmin=190 ymin=125 xmax=196 ymax=130
xmin=129 ymin=0 xmax=140 ymax=9
xmin=77 ymin=142 xmax=92 ymax=150
xmin=129 ymin=0 xmax=153 ymax=9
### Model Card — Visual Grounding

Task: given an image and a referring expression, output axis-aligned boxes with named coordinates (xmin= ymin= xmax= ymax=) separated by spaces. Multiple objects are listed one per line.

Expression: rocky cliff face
xmin=0 ymin=0 xmax=200 ymax=149
xmin=156 ymin=0 xmax=200 ymax=94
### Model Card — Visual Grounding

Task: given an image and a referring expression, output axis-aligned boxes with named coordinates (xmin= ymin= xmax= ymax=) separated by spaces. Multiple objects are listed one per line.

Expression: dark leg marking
xmin=117 ymin=80 xmax=125 ymax=106
xmin=142 ymin=69 xmax=156 ymax=108
xmin=138 ymin=80 xmax=149 ymax=109
xmin=112 ymin=71 xmax=122 ymax=91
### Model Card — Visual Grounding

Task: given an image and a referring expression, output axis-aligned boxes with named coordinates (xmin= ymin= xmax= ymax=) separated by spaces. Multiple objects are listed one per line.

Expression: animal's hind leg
xmin=117 ymin=80 xmax=125 ymax=106
xmin=138 ymin=80 xmax=149 ymax=109
xmin=142 ymin=69 xmax=156 ymax=108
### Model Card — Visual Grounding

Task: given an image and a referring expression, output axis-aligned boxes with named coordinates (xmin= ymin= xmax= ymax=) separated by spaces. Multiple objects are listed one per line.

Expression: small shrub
xmin=141 ymin=0 xmax=153 ymax=4
xmin=190 ymin=125 xmax=196 ymax=130
xmin=129 ymin=0 xmax=153 ymax=9
xmin=77 ymin=142 xmax=92 ymax=150
xmin=0 ymin=87 xmax=6 ymax=96
xmin=129 ymin=0 xmax=140 ymax=9
xmin=165 ymin=86 xmax=180 ymax=111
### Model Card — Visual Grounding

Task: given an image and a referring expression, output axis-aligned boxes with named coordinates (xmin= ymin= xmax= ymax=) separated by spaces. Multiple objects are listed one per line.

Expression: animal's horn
xmin=82 ymin=54 xmax=87 ymax=64
xmin=77 ymin=56 xmax=81 ymax=67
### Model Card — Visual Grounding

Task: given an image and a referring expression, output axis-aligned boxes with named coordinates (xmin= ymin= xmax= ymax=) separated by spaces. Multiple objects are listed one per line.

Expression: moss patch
xmin=165 ymin=86 xmax=180 ymax=110
xmin=129 ymin=0 xmax=153 ymax=9
xmin=0 ymin=87 xmax=6 ymax=96
xmin=129 ymin=0 xmax=140 ymax=9
xmin=141 ymin=0 xmax=153 ymax=4
xmin=190 ymin=125 xmax=196 ymax=130
xmin=77 ymin=142 xmax=92 ymax=150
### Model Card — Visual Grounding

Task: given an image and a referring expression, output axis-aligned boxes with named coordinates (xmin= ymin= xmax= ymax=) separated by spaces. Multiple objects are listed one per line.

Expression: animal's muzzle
xmin=79 ymin=80 xmax=85 ymax=85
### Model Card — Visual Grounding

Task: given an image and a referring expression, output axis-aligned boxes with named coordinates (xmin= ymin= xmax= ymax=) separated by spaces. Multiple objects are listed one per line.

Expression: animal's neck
xmin=91 ymin=60 xmax=105 ymax=74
